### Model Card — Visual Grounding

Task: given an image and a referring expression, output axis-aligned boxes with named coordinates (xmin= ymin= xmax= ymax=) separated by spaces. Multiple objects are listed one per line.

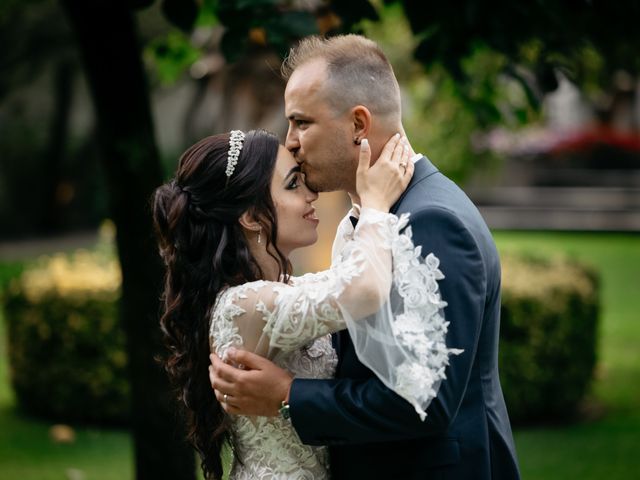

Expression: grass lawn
xmin=0 ymin=258 xmax=134 ymax=479
xmin=0 ymin=306 xmax=134 ymax=480
xmin=0 ymin=231 xmax=638 ymax=479
xmin=494 ymin=231 xmax=640 ymax=479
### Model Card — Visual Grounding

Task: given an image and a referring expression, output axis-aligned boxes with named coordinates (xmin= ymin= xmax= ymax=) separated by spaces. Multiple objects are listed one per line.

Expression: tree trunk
xmin=41 ymin=59 xmax=73 ymax=233
xmin=60 ymin=1 xmax=195 ymax=479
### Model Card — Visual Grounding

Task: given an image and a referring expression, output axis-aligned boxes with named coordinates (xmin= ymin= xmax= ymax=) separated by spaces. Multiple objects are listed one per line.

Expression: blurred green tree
xmin=158 ymin=0 xmax=640 ymax=123
xmin=151 ymin=0 xmax=639 ymax=182
xmin=397 ymin=0 xmax=640 ymax=131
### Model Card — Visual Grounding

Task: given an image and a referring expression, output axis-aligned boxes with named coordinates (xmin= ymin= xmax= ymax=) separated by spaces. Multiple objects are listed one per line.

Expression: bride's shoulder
xmin=289 ymin=270 xmax=333 ymax=286
xmin=212 ymin=280 xmax=268 ymax=318
xmin=221 ymin=279 xmax=272 ymax=299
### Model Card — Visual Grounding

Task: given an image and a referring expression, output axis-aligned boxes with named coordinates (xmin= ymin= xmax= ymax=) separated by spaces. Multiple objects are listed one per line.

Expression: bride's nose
xmin=305 ymin=187 xmax=319 ymax=203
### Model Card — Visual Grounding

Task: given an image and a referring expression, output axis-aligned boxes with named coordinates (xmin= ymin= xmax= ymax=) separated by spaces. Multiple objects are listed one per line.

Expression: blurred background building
xmin=467 ymin=72 xmax=640 ymax=231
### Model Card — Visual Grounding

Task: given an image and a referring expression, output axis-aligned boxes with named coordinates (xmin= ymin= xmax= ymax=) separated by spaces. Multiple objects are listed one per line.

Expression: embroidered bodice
xmin=212 ymin=285 xmax=337 ymax=479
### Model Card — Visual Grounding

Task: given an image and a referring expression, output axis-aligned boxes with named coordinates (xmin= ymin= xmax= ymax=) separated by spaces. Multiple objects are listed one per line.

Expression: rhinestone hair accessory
xmin=226 ymin=130 xmax=245 ymax=178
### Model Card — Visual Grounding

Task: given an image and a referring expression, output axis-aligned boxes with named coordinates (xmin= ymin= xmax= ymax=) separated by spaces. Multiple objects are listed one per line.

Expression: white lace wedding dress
xmin=209 ymin=208 xmax=460 ymax=479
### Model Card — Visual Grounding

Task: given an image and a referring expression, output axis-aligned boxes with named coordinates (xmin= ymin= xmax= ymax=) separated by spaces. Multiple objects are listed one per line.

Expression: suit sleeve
xmin=289 ymin=207 xmax=487 ymax=444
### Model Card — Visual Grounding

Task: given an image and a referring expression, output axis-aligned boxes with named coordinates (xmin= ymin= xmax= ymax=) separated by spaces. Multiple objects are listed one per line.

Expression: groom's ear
xmin=351 ymin=105 xmax=371 ymax=143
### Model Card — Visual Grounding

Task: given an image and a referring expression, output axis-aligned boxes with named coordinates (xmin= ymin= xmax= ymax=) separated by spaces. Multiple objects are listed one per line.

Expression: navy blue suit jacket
xmin=289 ymin=158 xmax=521 ymax=479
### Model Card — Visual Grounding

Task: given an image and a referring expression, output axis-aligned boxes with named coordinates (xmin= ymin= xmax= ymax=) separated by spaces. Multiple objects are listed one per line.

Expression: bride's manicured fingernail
xmin=361 ymin=138 xmax=369 ymax=150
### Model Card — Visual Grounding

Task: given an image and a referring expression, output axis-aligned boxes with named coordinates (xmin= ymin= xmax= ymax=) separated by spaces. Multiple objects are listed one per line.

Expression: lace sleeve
xmin=216 ymin=208 xmax=398 ymax=359
xmin=335 ymin=209 xmax=463 ymax=421
xmin=211 ymin=208 xmax=462 ymax=419
xmin=345 ymin=218 xmax=464 ymax=420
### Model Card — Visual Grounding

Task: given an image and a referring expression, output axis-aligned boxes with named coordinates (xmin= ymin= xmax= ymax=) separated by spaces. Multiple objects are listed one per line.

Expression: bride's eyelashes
xmin=286 ymin=172 xmax=306 ymax=190
xmin=286 ymin=176 xmax=299 ymax=190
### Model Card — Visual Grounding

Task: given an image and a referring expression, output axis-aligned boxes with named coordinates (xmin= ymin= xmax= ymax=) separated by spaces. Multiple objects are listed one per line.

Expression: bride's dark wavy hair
xmin=152 ymin=130 xmax=290 ymax=480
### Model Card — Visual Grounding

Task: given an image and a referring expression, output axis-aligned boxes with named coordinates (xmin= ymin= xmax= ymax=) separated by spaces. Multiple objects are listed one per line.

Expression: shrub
xmin=0 ymin=261 xmax=25 ymax=291
xmin=499 ymin=253 xmax=600 ymax=424
xmin=3 ymin=238 xmax=130 ymax=425
xmin=2 ymin=236 xmax=600 ymax=426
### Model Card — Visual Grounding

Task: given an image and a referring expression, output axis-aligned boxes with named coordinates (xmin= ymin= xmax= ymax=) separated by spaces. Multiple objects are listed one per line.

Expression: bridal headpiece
xmin=226 ymin=130 xmax=245 ymax=178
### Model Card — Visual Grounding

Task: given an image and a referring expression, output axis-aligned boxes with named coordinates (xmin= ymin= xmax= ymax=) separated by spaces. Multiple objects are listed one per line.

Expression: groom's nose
xmin=285 ymin=131 xmax=300 ymax=158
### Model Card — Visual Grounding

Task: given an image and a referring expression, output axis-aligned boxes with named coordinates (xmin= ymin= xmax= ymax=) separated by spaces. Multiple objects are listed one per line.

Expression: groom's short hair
xmin=282 ymin=34 xmax=401 ymax=121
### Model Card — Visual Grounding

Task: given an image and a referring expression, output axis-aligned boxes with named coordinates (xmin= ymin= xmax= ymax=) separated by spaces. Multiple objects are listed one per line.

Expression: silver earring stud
xmin=353 ymin=138 xmax=361 ymax=145
xmin=257 ymin=228 xmax=262 ymax=244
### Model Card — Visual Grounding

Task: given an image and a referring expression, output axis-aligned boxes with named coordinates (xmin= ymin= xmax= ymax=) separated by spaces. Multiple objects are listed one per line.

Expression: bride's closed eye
xmin=286 ymin=172 xmax=306 ymax=190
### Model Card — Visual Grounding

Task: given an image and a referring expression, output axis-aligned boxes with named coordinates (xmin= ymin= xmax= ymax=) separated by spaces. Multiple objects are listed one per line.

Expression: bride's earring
xmin=257 ymin=226 xmax=262 ymax=244
xmin=353 ymin=137 xmax=361 ymax=145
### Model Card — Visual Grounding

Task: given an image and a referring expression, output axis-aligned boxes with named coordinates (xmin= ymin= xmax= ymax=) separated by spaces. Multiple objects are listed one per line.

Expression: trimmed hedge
xmin=2 ymin=243 xmax=599 ymax=426
xmin=3 ymin=246 xmax=130 ymax=425
xmin=499 ymin=253 xmax=600 ymax=424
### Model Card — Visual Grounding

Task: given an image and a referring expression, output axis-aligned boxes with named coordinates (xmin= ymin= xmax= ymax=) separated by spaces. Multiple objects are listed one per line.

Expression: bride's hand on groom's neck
xmin=356 ymin=135 xmax=413 ymax=212
xmin=209 ymin=349 xmax=293 ymax=417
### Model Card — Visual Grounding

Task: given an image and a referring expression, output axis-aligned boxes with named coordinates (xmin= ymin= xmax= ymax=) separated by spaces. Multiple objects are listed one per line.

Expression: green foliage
xmin=399 ymin=0 xmax=640 ymax=93
xmin=499 ymin=253 xmax=600 ymax=424
xmin=0 ymin=261 xmax=25 ymax=293
xmin=146 ymin=31 xmax=202 ymax=84
xmin=357 ymin=3 xmax=505 ymax=182
xmin=4 ymin=241 xmax=129 ymax=425
xmin=201 ymin=0 xmax=318 ymax=61
xmin=402 ymin=68 xmax=486 ymax=182
xmin=158 ymin=0 xmax=639 ymax=127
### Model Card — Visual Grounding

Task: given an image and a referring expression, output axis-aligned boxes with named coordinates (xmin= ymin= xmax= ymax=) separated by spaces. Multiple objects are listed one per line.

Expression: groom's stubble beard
xmin=304 ymin=137 xmax=356 ymax=194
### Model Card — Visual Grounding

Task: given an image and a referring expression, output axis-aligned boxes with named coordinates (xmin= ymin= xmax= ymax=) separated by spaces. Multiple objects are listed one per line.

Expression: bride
xmin=152 ymin=129 xmax=458 ymax=479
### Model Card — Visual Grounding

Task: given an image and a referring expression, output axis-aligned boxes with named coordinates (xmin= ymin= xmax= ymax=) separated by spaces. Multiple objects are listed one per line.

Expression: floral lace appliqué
xmin=389 ymin=215 xmax=464 ymax=420
xmin=259 ymin=254 xmax=364 ymax=352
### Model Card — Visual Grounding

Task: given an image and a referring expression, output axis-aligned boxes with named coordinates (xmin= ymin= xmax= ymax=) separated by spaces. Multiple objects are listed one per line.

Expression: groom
xmin=210 ymin=34 xmax=520 ymax=479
